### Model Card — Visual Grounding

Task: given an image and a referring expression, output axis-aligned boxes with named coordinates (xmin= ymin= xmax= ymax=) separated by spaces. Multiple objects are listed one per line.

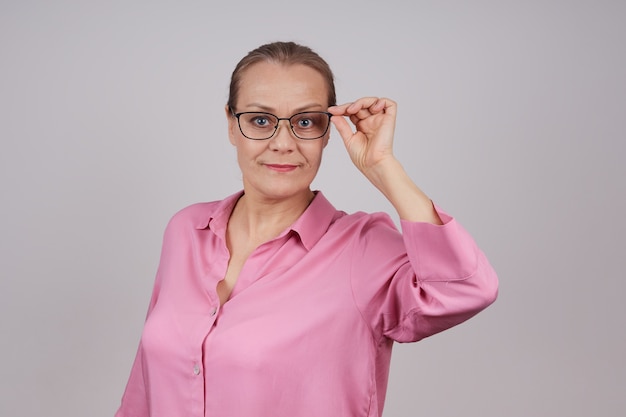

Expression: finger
xmin=330 ymin=104 xmax=370 ymax=124
xmin=351 ymin=108 xmax=373 ymax=121
xmin=346 ymin=98 xmax=380 ymax=117
xmin=369 ymin=98 xmax=387 ymax=114
xmin=330 ymin=116 xmax=355 ymax=142
xmin=328 ymin=102 xmax=354 ymax=115
xmin=373 ymin=97 xmax=397 ymax=116
xmin=351 ymin=99 xmax=392 ymax=122
xmin=330 ymin=98 xmax=397 ymax=122
xmin=329 ymin=97 xmax=379 ymax=116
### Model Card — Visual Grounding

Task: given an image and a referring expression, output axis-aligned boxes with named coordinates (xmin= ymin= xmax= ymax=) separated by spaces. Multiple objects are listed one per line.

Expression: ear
xmin=225 ymin=105 xmax=237 ymax=146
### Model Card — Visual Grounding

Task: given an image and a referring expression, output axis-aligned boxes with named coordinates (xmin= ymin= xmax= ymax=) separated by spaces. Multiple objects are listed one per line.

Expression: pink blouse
xmin=115 ymin=191 xmax=498 ymax=417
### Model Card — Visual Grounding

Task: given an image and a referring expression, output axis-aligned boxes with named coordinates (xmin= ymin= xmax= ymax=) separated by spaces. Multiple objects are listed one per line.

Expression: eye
xmin=252 ymin=116 xmax=270 ymax=127
xmin=241 ymin=113 xmax=277 ymax=131
xmin=297 ymin=118 xmax=313 ymax=128
xmin=294 ymin=113 xmax=323 ymax=129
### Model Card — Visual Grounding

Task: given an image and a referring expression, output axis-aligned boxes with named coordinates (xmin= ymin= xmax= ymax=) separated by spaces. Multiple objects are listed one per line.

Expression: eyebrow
xmin=243 ymin=103 xmax=326 ymax=114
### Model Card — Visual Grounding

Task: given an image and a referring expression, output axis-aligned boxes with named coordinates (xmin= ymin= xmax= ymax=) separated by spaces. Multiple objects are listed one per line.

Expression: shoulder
xmin=334 ymin=210 xmax=397 ymax=229
xmin=165 ymin=201 xmax=219 ymax=229
xmin=165 ymin=191 xmax=242 ymax=230
xmin=329 ymin=210 xmax=402 ymax=244
xmin=164 ymin=193 xmax=240 ymax=240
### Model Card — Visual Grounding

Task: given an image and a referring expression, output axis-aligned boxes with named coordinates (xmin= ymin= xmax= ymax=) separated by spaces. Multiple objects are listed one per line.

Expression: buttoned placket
xmin=190 ymin=292 xmax=221 ymax=416
xmin=192 ymin=306 xmax=218 ymax=376
xmin=188 ymin=206 xmax=304 ymax=416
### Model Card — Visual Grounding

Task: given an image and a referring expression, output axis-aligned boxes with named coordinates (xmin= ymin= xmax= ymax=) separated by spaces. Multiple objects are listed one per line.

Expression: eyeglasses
xmin=231 ymin=110 xmax=332 ymax=140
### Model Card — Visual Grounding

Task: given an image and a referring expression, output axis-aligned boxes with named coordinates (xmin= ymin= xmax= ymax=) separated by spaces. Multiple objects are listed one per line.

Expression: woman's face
xmin=227 ymin=61 xmax=330 ymax=203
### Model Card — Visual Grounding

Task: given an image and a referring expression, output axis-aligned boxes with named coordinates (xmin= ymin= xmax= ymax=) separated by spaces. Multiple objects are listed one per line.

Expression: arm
xmin=330 ymin=98 xmax=498 ymax=341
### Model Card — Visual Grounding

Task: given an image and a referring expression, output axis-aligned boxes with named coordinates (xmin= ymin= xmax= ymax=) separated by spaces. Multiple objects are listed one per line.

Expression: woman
xmin=115 ymin=41 xmax=498 ymax=417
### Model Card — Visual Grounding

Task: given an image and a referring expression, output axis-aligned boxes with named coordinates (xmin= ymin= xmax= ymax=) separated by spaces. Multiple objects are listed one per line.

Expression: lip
xmin=265 ymin=164 xmax=299 ymax=172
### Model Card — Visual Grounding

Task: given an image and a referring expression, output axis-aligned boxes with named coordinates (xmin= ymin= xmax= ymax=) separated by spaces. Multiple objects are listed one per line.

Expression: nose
xmin=269 ymin=119 xmax=297 ymax=151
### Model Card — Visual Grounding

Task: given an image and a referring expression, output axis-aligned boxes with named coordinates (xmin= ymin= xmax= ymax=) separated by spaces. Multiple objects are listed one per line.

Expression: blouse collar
xmin=195 ymin=190 xmax=342 ymax=251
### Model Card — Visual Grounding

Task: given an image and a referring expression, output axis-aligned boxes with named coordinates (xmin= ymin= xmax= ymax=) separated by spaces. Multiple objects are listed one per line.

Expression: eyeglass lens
xmin=238 ymin=112 xmax=329 ymax=140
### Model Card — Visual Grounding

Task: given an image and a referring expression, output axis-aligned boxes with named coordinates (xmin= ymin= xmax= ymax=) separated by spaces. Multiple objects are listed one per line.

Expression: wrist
xmin=366 ymin=158 xmax=442 ymax=224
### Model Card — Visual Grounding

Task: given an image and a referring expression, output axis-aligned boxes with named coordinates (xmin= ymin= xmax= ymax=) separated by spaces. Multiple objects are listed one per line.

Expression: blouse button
xmin=193 ymin=364 xmax=201 ymax=375
xmin=210 ymin=307 xmax=217 ymax=317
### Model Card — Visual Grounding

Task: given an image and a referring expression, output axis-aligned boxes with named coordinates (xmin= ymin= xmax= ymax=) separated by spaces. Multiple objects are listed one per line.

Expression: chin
xmin=242 ymin=168 xmax=318 ymax=200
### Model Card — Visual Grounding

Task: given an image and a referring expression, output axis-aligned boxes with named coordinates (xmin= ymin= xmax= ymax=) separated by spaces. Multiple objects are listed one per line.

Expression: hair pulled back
xmin=227 ymin=41 xmax=336 ymax=111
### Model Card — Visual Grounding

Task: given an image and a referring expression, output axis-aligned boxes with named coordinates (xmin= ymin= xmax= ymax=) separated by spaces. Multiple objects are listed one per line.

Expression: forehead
xmin=237 ymin=62 xmax=329 ymax=111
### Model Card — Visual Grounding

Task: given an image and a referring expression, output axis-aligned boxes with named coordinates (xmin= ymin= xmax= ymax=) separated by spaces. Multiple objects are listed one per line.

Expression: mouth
xmin=265 ymin=164 xmax=299 ymax=172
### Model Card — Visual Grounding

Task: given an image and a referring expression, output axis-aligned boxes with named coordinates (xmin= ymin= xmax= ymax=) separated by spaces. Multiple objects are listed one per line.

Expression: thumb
xmin=330 ymin=116 xmax=354 ymax=143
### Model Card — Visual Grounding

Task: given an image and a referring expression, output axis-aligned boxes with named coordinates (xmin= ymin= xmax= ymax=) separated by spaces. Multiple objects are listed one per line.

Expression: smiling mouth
xmin=265 ymin=164 xmax=299 ymax=172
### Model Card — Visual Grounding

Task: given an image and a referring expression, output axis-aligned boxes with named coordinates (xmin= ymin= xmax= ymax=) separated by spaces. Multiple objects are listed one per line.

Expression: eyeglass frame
xmin=229 ymin=108 xmax=332 ymax=140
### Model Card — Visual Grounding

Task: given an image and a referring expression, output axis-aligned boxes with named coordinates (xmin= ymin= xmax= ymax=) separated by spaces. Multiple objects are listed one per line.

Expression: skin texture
xmin=226 ymin=62 xmax=329 ymax=213
xmin=220 ymin=61 xmax=442 ymax=305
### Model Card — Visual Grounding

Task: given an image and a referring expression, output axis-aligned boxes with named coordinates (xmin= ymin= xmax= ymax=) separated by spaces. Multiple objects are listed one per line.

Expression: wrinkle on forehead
xmin=236 ymin=62 xmax=329 ymax=115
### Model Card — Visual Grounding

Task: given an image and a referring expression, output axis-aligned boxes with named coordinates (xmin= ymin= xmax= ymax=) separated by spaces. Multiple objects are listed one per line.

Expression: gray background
xmin=1 ymin=1 xmax=624 ymax=416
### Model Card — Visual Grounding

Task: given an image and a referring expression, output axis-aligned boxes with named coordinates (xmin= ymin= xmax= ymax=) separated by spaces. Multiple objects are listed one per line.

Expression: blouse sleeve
xmin=349 ymin=205 xmax=498 ymax=343
xmin=114 ymin=270 xmax=162 ymax=417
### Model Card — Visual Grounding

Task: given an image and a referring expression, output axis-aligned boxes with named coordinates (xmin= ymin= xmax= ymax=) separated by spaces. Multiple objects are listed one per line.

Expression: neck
xmin=230 ymin=189 xmax=315 ymax=242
